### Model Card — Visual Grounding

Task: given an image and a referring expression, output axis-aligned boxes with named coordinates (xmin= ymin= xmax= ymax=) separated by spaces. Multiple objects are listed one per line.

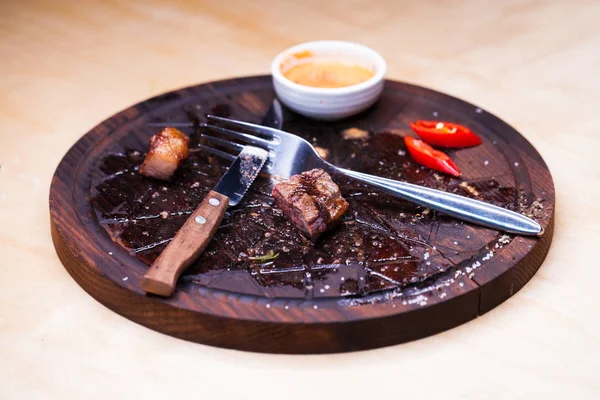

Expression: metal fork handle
xmin=335 ymin=167 xmax=543 ymax=236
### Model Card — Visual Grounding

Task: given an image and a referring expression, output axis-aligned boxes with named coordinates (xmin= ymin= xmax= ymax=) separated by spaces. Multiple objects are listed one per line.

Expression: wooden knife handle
xmin=141 ymin=190 xmax=229 ymax=297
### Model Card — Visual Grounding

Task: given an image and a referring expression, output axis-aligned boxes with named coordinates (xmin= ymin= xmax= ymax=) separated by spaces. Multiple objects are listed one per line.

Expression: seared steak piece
xmin=272 ymin=169 xmax=349 ymax=241
xmin=139 ymin=127 xmax=190 ymax=180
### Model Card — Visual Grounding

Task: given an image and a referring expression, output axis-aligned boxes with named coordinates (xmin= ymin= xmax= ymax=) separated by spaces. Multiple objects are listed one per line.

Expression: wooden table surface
xmin=1 ymin=0 xmax=599 ymax=398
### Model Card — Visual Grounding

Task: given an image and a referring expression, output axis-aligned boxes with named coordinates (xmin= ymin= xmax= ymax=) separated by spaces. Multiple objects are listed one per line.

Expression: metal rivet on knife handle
xmin=140 ymin=145 xmax=268 ymax=297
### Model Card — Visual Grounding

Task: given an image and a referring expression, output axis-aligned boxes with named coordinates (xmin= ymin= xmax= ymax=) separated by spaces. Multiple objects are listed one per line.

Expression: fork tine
xmin=201 ymin=134 xmax=245 ymax=153
xmin=206 ymin=115 xmax=280 ymax=139
xmin=201 ymin=123 xmax=275 ymax=149
xmin=198 ymin=144 xmax=236 ymax=162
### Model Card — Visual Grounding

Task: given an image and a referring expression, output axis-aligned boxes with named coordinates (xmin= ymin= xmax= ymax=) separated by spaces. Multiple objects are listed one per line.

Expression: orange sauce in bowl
xmin=282 ymin=61 xmax=375 ymax=89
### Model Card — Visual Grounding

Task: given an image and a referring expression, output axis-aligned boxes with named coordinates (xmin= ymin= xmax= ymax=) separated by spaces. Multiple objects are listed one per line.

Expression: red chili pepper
xmin=404 ymin=136 xmax=461 ymax=177
xmin=409 ymin=120 xmax=482 ymax=148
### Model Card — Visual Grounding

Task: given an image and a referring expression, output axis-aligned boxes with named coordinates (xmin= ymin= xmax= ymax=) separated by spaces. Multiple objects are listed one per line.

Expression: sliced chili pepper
xmin=409 ymin=120 xmax=482 ymax=148
xmin=404 ymin=136 xmax=461 ymax=177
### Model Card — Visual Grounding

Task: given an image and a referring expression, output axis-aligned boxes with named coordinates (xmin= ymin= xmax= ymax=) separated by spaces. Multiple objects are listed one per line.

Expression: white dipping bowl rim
xmin=271 ymin=40 xmax=387 ymax=121
xmin=271 ymin=40 xmax=387 ymax=96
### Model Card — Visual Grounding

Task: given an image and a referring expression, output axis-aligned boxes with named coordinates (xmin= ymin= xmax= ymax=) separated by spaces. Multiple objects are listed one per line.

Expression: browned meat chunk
xmin=272 ymin=169 xmax=349 ymax=241
xmin=139 ymin=127 xmax=190 ymax=180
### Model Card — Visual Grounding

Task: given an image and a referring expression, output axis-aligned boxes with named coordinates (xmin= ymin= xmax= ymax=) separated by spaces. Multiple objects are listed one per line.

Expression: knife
xmin=141 ymin=145 xmax=268 ymax=297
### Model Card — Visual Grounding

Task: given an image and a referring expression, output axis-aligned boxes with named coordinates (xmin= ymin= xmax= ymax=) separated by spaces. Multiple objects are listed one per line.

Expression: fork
xmin=198 ymin=115 xmax=543 ymax=236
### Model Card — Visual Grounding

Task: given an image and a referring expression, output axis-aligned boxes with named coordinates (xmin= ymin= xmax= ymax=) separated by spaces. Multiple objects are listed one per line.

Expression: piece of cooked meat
xmin=139 ymin=127 xmax=190 ymax=180
xmin=272 ymin=169 xmax=349 ymax=241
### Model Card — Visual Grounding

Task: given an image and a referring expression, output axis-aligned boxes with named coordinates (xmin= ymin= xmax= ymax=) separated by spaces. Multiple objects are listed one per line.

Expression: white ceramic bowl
xmin=271 ymin=40 xmax=387 ymax=121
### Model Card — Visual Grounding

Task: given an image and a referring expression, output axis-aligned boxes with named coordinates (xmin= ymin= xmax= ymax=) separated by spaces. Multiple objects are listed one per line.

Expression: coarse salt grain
xmin=122 ymin=277 xmax=128 ymax=281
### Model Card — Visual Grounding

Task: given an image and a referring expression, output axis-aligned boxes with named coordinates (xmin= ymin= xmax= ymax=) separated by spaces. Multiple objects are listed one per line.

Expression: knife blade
xmin=141 ymin=145 xmax=268 ymax=297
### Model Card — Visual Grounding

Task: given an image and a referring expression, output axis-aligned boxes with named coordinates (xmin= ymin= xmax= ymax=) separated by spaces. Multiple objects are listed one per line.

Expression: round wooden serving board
xmin=50 ymin=76 xmax=554 ymax=354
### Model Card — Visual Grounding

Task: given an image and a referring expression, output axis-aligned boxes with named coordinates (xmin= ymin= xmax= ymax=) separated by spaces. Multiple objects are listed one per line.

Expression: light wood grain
xmin=0 ymin=0 xmax=599 ymax=398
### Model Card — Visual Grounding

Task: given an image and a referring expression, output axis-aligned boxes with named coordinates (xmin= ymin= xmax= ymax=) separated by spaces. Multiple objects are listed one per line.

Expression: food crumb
xmin=160 ymin=211 xmax=169 ymax=219
xmin=460 ymin=181 xmax=480 ymax=197
xmin=482 ymin=251 xmax=494 ymax=261
xmin=122 ymin=277 xmax=128 ymax=281
xmin=191 ymin=182 xmax=200 ymax=188
xmin=315 ymin=146 xmax=329 ymax=159
xmin=341 ymin=127 xmax=370 ymax=140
